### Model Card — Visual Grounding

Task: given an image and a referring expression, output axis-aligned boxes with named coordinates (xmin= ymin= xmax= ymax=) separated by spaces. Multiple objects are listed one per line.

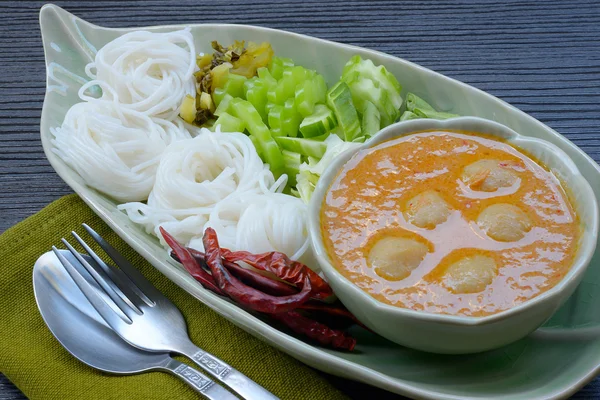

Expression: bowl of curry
xmin=308 ymin=117 xmax=599 ymax=354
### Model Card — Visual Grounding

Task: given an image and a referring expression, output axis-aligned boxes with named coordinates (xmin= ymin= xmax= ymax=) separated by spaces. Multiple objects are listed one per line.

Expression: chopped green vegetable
xmin=282 ymin=150 xmax=302 ymax=187
xmin=244 ymin=78 xmax=269 ymax=121
xmin=213 ymin=112 xmax=245 ymax=133
xmin=267 ymin=104 xmax=284 ymax=137
xmin=295 ymin=74 xmax=328 ymax=117
xmin=343 ymin=76 xmax=397 ymax=126
xmin=399 ymin=111 xmax=421 ymax=121
xmin=222 ymin=73 xmax=247 ymax=98
xmin=326 ymin=81 xmax=361 ymax=141
xmin=257 ymin=67 xmax=277 ymax=83
xmin=229 ymin=98 xmax=284 ymax=177
xmin=249 ymin=135 xmax=263 ymax=158
xmin=314 ymin=75 xmax=327 ymax=104
xmin=406 ymin=93 xmax=435 ymax=112
xmin=268 ymin=57 xmax=294 ymax=80
xmin=341 ymin=55 xmax=403 ymax=126
xmin=212 ymin=88 xmax=228 ymax=107
xmin=295 ymin=80 xmax=315 ymax=117
xmin=281 ymin=98 xmax=301 ymax=137
xmin=267 ymin=75 xmax=296 ymax=104
xmin=213 ymin=93 xmax=233 ymax=117
xmin=342 ymin=55 xmax=402 ymax=109
xmin=404 ymin=92 xmax=459 ymax=120
xmin=275 ymin=136 xmax=328 ymax=159
xmin=360 ymin=100 xmax=380 ymax=137
xmin=299 ymin=104 xmax=337 ymax=138
xmin=413 ymin=108 xmax=460 ymax=120
xmin=283 ymin=66 xmax=311 ymax=86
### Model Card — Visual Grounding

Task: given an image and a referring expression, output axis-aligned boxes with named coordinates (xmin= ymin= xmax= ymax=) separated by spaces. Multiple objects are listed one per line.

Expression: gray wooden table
xmin=1 ymin=0 xmax=599 ymax=398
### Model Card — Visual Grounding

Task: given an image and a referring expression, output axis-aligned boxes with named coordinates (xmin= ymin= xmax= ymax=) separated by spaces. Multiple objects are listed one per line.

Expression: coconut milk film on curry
xmin=321 ymin=131 xmax=580 ymax=317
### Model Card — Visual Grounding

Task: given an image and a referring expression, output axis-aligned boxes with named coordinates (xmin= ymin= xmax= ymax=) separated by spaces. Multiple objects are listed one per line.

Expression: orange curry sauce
xmin=321 ymin=131 xmax=580 ymax=316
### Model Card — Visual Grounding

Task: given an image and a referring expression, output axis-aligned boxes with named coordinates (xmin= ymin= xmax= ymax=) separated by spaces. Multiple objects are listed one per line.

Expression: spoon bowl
xmin=33 ymin=250 xmax=168 ymax=373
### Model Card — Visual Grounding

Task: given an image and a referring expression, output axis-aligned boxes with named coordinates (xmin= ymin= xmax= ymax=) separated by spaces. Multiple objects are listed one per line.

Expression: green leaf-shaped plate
xmin=39 ymin=4 xmax=600 ymax=399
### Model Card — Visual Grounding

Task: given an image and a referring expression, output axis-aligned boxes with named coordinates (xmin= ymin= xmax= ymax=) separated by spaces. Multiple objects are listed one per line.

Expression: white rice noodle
xmin=81 ymin=29 xmax=196 ymax=120
xmin=118 ymin=129 xmax=284 ymax=242
xmin=119 ymin=129 xmax=313 ymax=266
xmin=51 ymin=101 xmax=191 ymax=202
xmin=188 ymin=192 xmax=311 ymax=262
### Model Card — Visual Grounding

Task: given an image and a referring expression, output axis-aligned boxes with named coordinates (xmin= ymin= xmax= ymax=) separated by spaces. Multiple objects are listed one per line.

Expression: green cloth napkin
xmin=0 ymin=194 xmax=349 ymax=400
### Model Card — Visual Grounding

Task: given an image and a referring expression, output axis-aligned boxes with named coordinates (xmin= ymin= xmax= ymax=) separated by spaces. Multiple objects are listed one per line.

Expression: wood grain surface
xmin=1 ymin=0 xmax=599 ymax=398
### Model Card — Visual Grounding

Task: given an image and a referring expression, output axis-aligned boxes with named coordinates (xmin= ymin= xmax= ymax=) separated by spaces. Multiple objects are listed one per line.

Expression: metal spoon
xmin=33 ymin=250 xmax=237 ymax=399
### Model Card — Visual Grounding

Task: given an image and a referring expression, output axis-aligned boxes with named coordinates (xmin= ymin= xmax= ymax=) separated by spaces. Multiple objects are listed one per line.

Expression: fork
xmin=53 ymin=224 xmax=279 ymax=400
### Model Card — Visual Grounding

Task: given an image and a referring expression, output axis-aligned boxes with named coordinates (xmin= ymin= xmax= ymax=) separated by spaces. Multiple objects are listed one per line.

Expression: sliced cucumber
xmin=345 ymin=77 xmax=397 ymax=126
xmin=399 ymin=111 xmax=421 ymax=121
xmin=299 ymin=104 xmax=337 ymax=138
xmin=326 ymin=81 xmax=361 ymax=142
xmin=360 ymin=100 xmax=380 ymax=137
xmin=275 ymin=136 xmax=327 ymax=159
xmin=413 ymin=108 xmax=459 ymax=120
xmin=406 ymin=93 xmax=435 ymax=112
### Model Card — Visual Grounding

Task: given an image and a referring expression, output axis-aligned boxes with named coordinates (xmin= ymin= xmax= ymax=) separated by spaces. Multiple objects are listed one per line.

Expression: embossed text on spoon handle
xmin=164 ymin=358 xmax=238 ymax=400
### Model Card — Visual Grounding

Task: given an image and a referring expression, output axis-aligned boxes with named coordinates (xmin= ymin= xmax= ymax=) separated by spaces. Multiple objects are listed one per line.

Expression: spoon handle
xmin=164 ymin=358 xmax=238 ymax=400
xmin=177 ymin=341 xmax=280 ymax=400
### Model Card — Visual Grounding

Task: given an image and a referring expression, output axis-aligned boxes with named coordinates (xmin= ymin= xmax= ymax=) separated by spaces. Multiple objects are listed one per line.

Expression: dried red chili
xmin=298 ymin=302 xmax=369 ymax=330
xmin=221 ymin=249 xmax=333 ymax=300
xmin=162 ymin=227 xmax=359 ymax=351
xmin=203 ymin=228 xmax=312 ymax=314
xmin=270 ymin=310 xmax=356 ymax=351
xmin=160 ymin=227 xmax=223 ymax=295
xmin=185 ymin=248 xmax=299 ymax=297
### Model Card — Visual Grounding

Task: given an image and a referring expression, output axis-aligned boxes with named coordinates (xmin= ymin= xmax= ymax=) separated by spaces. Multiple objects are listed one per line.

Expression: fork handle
xmin=179 ymin=344 xmax=279 ymax=400
xmin=164 ymin=358 xmax=238 ymax=400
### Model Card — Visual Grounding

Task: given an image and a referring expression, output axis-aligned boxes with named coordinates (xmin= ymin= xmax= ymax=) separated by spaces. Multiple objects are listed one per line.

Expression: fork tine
xmin=52 ymin=246 xmax=132 ymax=327
xmin=61 ymin=239 xmax=139 ymax=320
xmin=83 ymin=224 xmax=159 ymax=304
xmin=71 ymin=231 xmax=148 ymax=311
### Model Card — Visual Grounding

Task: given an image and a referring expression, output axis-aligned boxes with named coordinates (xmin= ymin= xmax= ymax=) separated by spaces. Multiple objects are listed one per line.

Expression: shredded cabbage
xmin=296 ymin=135 xmax=361 ymax=203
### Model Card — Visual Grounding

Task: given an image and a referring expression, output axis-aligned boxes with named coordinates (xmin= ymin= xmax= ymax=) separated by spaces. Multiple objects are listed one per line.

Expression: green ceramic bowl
xmin=308 ymin=117 xmax=599 ymax=354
